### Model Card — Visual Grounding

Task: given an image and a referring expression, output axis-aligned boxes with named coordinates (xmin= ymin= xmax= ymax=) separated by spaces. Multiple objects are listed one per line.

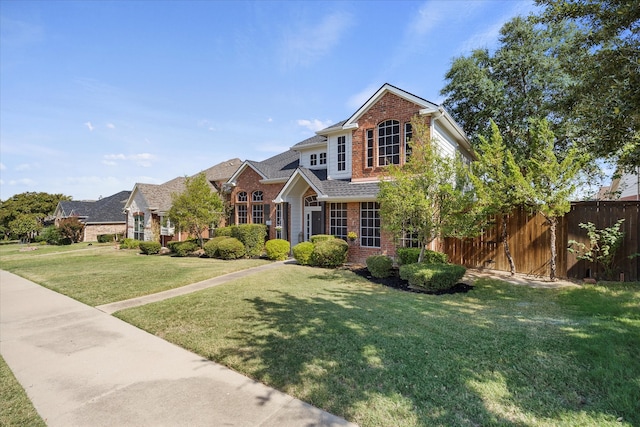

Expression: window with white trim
xmin=319 ymin=152 xmax=327 ymax=165
xmin=366 ymin=129 xmax=374 ymax=168
xmin=310 ymin=154 xmax=317 ymax=166
xmin=337 ymin=136 xmax=346 ymax=171
xmin=275 ymin=203 xmax=282 ymax=239
xmin=237 ymin=191 xmax=247 ymax=202
xmin=360 ymin=202 xmax=380 ymax=247
xmin=237 ymin=205 xmax=247 ymax=224
xmin=252 ymin=191 xmax=264 ymax=224
xmin=329 ymin=203 xmax=347 ymax=240
xmin=134 ymin=213 xmax=144 ymax=240
xmin=378 ymin=120 xmax=400 ymax=166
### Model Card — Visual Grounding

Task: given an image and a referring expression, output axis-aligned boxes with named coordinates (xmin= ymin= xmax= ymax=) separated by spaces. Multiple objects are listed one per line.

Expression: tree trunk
xmin=502 ymin=214 xmax=516 ymax=276
xmin=549 ymin=217 xmax=557 ymax=281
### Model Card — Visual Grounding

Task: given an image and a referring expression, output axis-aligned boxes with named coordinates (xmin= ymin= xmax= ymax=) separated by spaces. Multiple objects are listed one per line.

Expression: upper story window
xmin=378 ymin=120 xmax=400 ymax=166
xmin=405 ymin=123 xmax=413 ymax=162
xmin=319 ymin=152 xmax=327 ymax=165
xmin=252 ymin=191 xmax=263 ymax=202
xmin=366 ymin=129 xmax=374 ymax=168
xmin=310 ymin=154 xmax=317 ymax=166
xmin=237 ymin=191 xmax=247 ymax=202
xmin=337 ymin=136 xmax=346 ymax=171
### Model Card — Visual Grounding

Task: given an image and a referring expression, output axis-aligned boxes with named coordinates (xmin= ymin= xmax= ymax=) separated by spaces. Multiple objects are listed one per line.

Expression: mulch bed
xmin=346 ymin=265 xmax=474 ymax=295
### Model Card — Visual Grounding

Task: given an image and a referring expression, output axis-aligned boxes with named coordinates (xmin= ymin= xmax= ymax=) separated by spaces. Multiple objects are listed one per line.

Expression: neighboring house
xmin=608 ymin=168 xmax=640 ymax=201
xmin=124 ymin=158 xmax=242 ymax=246
xmin=225 ymin=83 xmax=473 ymax=263
xmin=53 ymin=190 xmax=131 ymax=242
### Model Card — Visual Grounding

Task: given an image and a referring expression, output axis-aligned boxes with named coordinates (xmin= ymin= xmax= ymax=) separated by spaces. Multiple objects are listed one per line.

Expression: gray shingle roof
xmin=198 ymin=158 xmax=242 ymax=183
xmin=291 ymin=134 xmax=327 ymax=149
xmin=247 ymin=150 xmax=299 ymax=180
xmin=57 ymin=190 xmax=131 ymax=224
xmin=298 ymin=168 xmax=380 ymax=199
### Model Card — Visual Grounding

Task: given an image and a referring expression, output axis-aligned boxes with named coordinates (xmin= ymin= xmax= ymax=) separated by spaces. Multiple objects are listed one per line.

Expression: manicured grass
xmin=0 ymin=355 xmax=46 ymax=427
xmin=116 ymin=265 xmax=640 ymax=427
xmin=0 ymin=244 xmax=270 ymax=306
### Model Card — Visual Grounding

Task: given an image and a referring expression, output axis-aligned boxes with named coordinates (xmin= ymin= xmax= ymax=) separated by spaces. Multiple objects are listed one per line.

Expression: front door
xmin=304 ymin=208 xmax=322 ymax=241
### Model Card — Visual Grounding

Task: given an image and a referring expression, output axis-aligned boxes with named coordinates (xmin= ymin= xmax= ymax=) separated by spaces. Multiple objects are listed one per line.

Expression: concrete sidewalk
xmin=0 ymin=270 xmax=357 ymax=427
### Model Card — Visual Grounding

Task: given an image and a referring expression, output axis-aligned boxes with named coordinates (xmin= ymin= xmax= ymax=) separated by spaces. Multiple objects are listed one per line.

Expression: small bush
xmin=169 ymin=241 xmax=199 ymax=257
xmin=203 ymin=236 xmax=231 ymax=258
xmin=97 ymin=234 xmax=123 ymax=243
xmin=366 ymin=255 xmax=394 ymax=278
xmin=232 ymin=224 xmax=267 ymax=257
xmin=120 ymin=238 xmax=140 ymax=249
xmin=399 ymin=263 xmax=466 ymax=292
xmin=423 ymin=249 xmax=448 ymax=264
xmin=265 ymin=239 xmax=290 ymax=261
xmin=217 ymin=237 xmax=246 ymax=260
xmin=214 ymin=226 xmax=234 ymax=237
xmin=310 ymin=234 xmax=334 ymax=244
xmin=293 ymin=242 xmax=314 ymax=265
xmin=311 ymin=239 xmax=349 ymax=268
xmin=38 ymin=226 xmax=62 ymax=245
xmin=396 ymin=247 xmax=421 ymax=265
xmin=139 ymin=241 xmax=161 ymax=255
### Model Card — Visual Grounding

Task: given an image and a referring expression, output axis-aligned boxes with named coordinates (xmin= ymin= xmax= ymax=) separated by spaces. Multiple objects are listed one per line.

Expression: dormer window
xmin=310 ymin=154 xmax=317 ymax=166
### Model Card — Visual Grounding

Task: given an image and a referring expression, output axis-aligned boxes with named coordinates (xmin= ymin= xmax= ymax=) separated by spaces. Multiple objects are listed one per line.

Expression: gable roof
xmin=199 ymin=158 xmax=242 ymax=183
xmin=56 ymin=190 xmax=131 ymax=224
xmin=228 ymin=150 xmax=300 ymax=184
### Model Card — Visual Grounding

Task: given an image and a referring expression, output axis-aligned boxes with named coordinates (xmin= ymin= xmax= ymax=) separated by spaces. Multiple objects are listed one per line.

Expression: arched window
xmin=305 ymin=195 xmax=320 ymax=206
xmin=237 ymin=191 xmax=247 ymax=202
xmin=378 ymin=119 xmax=400 ymax=166
xmin=252 ymin=191 xmax=263 ymax=202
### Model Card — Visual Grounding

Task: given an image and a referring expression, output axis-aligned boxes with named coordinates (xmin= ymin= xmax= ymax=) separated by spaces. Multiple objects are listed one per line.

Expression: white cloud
xmin=103 ymin=153 xmax=155 ymax=167
xmin=104 ymin=154 xmax=127 ymax=160
xmin=84 ymin=121 xmax=94 ymax=131
xmin=267 ymin=117 xmax=273 ymax=123
xmin=297 ymin=119 xmax=333 ymax=132
xmin=102 ymin=160 xmax=118 ymax=166
xmin=281 ymin=11 xmax=352 ymax=68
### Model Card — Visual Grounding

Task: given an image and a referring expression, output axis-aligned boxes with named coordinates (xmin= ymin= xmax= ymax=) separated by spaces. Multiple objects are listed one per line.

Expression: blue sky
xmin=1 ymin=0 xmax=538 ymax=201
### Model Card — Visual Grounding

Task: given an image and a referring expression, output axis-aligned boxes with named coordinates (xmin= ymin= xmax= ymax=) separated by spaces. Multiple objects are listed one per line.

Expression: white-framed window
xmin=337 ymin=136 xmax=346 ymax=171
xmin=252 ymin=204 xmax=264 ymax=224
xmin=310 ymin=154 xmax=317 ymax=166
xmin=252 ymin=191 xmax=263 ymax=202
xmin=237 ymin=191 xmax=247 ymax=202
xmin=405 ymin=122 xmax=413 ymax=162
xmin=319 ymin=152 xmax=327 ymax=165
xmin=329 ymin=203 xmax=347 ymax=240
xmin=275 ymin=203 xmax=282 ymax=239
xmin=360 ymin=202 xmax=380 ymax=247
xmin=237 ymin=205 xmax=247 ymax=224
xmin=378 ymin=120 xmax=400 ymax=166
xmin=366 ymin=129 xmax=374 ymax=168
xmin=134 ymin=213 xmax=144 ymax=240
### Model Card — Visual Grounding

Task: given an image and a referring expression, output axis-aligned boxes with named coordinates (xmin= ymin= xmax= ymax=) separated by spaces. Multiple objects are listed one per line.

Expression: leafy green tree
xmin=536 ymin=0 xmax=640 ymax=170
xmin=441 ymin=16 xmax=582 ymax=163
xmin=168 ymin=173 xmax=224 ymax=248
xmin=525 ymin=119 xmax=586 ymax=280
xmin=0 ymin=192 xmax=70 ymax=239
xmin=470 ymin=121 xmax=529 ymax=275
xmin=568 ymin=219 xmax=626 ymax=280
xmin=9 ymin=214 xmax=41 ymax=243
xmin=378 ymin=117 xmax=478 ymax=263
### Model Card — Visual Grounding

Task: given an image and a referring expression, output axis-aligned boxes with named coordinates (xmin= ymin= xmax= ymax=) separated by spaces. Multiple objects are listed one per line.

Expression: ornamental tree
xmin=168 ymin=173 xmax=224 ymax=248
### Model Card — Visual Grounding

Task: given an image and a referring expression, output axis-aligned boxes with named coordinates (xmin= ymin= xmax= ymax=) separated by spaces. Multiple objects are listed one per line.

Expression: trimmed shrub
xmin=139 ymin=241 xmax=161 ymax=255
xmin=265 ymin=239 xmax=290 ymax=261
xmin=396 ymin=247 xmax=421 ymax=265
xmin=217 ymin=237 xmax=246 ymax=260
xmin=232 ymin=224 xmax=267 ymax=257
xmin=399 ymin=263 xmax=466 ymax=292
xmin=396 ymin=247 xmax=448 ymax=265
xmin=292 ymin=242 xmax=314 ymax=265
xmin=120 ymin=238 xmax=140 ymax=249
xmin=310 ymin=234 xmax=334 ymax=244
xmin=366 ymin=255 xmax=394 ymax=278
xmin=203 ymin=236 xmax=231 ymax=258
xmin=214 ymin=226 xmax=234 ymax=237
xmin=310 ymin=238 xmax=349 ymax=268
xmin=169 ymin=240 xmax=199 ymax=257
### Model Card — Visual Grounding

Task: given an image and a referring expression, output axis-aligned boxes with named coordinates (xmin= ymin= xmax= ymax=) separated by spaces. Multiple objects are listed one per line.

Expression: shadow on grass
xmin=212 ymin=271 xmax=640 ymax=426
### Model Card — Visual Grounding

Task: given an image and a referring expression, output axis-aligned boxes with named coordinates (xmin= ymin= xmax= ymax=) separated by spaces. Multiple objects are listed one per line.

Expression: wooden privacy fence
xmin=441 ymin=201 xmax=640 ymax=281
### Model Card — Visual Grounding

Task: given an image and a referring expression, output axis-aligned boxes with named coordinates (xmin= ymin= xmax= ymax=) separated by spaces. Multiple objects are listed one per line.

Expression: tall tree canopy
xmin=0 ymin=192 xmax=70 ymax=239
xmin=168 ymin=173 xmax=224 ymax=247
xmin=536 ymin=0 xmax=640 ymax=170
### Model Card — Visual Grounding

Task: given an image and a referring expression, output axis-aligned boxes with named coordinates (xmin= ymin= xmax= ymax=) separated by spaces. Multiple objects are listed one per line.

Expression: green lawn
xmin=0 ymin=355 xmax=46 ymax=427
xmin=0 ymin=243 xmax=270 ymax=306
xmin=116 ymin=265 xmax=640 ymax=427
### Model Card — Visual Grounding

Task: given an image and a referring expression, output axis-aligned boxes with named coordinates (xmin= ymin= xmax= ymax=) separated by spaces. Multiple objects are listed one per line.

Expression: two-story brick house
xmin=225 ymin=84 xmax=473 ymax=262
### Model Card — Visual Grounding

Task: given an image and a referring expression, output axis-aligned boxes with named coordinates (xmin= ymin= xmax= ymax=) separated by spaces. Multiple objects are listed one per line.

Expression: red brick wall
xmin=351 ymin=92 xmax=430 ymax=180
xmin=230 ymin=166 xmax=285 ymax=240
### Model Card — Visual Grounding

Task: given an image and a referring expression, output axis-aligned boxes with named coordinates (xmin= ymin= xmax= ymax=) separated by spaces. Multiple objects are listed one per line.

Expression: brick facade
xmin=84 ymin=223 xmax=127 ymax=242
